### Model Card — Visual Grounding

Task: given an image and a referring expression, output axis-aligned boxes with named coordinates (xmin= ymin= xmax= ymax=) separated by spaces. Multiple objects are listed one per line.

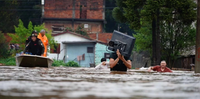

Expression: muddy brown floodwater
xmin=0 ymin=66 xmax=200 ymax=99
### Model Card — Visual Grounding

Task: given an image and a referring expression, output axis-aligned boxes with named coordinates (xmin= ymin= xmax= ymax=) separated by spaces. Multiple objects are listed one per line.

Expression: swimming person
xmin=109 ymin=49 xmax=132 ymax=71
xmin=95 ymin=58 xmax=109 ymax=69
xmin=24 ymin=33 xmax=44 ymax=56
xmin=148 ymin=60 xmax=172 ymax=72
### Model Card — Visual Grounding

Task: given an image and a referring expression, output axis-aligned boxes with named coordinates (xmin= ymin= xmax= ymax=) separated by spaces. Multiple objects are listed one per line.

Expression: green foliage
xmin=0 ymin=0 xmax=18 ymax=33
xmin=0 ymin=32 xmax=11 ymax=58
xmin=66 ymin=61 xmax=80 ymax=67
xmin=65 ymin=27 xmax=74 ymax=32
xmin=8 ymin=19 xmax=56 ymax=54
xmin=52 ymin=60 xmax=66 ymax=67
xmin=52 ymin=60 xmax=80 ymax=67
xmin=0 ymin=57 xmax=16 ymax=66
xmin=133 ymin=22 xmax=152 ymax=53
xmin=64 ymin=25 xmax=88 ymax=36
xmin=0 ymin=0 xmax=41 ymax=33
xmin=114 ymin=0 xmax=197 ymax=67
xmin=75 ymin=25 xmax=88 ymax=36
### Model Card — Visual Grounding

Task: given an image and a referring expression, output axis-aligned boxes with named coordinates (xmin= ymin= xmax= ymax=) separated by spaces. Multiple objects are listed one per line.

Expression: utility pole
xmin=195 ymin=0 xmax=200 ymax=73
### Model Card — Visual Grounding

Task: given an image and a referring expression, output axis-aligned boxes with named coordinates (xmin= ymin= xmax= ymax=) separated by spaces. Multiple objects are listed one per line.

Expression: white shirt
xmin=95 ymin=62 xmax=110 ymax=69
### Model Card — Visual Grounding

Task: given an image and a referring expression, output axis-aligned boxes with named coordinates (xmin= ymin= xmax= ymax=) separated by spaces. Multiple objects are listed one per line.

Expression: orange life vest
xmin=38 ymin=33 xmax=48 ymax=57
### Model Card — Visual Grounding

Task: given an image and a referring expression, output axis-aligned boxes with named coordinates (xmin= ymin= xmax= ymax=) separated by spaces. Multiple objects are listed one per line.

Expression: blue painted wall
xmin=95 ymin=43 xmax=110 ymax=65
xmin=65 ymin=43 xmax=95 ymax=67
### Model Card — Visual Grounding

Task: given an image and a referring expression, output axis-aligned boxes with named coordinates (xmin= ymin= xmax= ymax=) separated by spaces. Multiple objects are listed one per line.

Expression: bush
xmin=0 ymin=32 xmax=11 ymax=58
xmin=52 ymin=60 xmax=66 ymax=67
xmin=0 ymin=57 xmax=16 ymax=66
xmin=52 ymin=60 xmax=80 ymax=67
xmin=66 ymin=61 xmax=80 ymax=67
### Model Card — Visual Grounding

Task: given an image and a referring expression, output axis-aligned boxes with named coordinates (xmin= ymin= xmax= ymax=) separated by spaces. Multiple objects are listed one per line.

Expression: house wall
xmin=47 ymin=33 xmax=90 ymax=60
xmin=95 ymin=43 xmax=110 ymax=65
xmin=44 ymin=0 xmax=104 ymax=19
xmin=65 ymin=43 xmax=95 ymax=67
xmin=44 ymin=21 xmax=103 ymax=33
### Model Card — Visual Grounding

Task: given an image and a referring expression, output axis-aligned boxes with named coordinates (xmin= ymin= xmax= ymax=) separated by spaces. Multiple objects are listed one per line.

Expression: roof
xmin=88 ymin=33 xmax=113 ymax=44
xmin=62 ymin=41 xmax=97 ymax=44
xmin=52 ymin=31 xmax=107 ymax=45
xmin=42 ymin=18 xmax=105 ymax=23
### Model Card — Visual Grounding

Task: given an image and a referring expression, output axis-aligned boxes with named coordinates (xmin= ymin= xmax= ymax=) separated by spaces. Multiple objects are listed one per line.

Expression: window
xmin=104 ymin=53 xmax=110 ymax=59
xmin=52 ymin=25 xmax=64 ymax=33
xmin=87 ymin=47 xmax=94 ymax=53
xmin=50 ymin=44 xmax=60 ymax=53
xmin=90 ymin=2 xmax=98 ymax=10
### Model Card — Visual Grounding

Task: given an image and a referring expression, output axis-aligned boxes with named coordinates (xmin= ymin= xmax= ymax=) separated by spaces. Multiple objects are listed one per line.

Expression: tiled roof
xmin=88 ymin=33 xmax=113 ymax=44
xmin=52 ymin=31 xmax=108 ymax=45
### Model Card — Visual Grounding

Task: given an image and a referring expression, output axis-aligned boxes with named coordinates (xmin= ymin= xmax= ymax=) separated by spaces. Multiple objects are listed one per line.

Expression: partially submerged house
xmin=42 ymin=0 xmax=113 ymax=67
xmin=48 ymin=32 xmax=112 ymax=67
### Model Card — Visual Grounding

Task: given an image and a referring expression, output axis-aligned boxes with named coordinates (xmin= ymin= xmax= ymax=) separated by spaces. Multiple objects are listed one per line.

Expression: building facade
xmin=42 ymin=0 xmax=105 ymax=34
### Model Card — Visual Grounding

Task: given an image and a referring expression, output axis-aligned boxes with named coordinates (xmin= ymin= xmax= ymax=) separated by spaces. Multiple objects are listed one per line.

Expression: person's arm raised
xmin=120 ymin=56 xmax=132 ymax=69
xmin=109 ymin=58 xmax=120 ymax=68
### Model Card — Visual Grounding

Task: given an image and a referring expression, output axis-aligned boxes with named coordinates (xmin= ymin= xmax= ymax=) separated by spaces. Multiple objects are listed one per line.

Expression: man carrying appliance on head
xmin=108 ymin=30 xmax=135 ymax=72
xmin=109 ymin=49 xmax=132 ymax=71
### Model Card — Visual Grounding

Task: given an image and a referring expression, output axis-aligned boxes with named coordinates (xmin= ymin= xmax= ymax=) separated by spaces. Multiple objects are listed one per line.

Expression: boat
xmin=16 ymin=55 xmax=53 ymax=68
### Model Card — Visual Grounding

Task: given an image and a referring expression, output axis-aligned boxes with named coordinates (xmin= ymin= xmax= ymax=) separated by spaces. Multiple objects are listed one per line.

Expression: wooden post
xmin=195 ymin=0 xmax=200 ymax=73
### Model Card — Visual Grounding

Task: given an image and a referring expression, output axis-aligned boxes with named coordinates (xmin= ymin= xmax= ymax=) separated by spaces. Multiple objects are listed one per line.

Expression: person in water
xmin=109 ymin=49 xmax=132 ymax=71
xmin=95 ymin=58 xmax=109 ymax=69
xmin=26 ymin=30 xmax=38 ymax=46
xmin=148 ymin=60 xmax=172 ymax=72
xmin=38 ymin=29 xmax=48 ymax=57
xmin=24 ymin=33 xmax=44 ymax=56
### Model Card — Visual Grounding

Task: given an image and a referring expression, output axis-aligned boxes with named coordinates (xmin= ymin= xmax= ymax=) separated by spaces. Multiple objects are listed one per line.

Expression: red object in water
xmin=152 ymin=65 xmax=172 ymax=72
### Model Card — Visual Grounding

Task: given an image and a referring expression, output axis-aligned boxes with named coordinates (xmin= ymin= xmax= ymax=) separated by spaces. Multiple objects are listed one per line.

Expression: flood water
xmin=0 ymin=66 xmax=200 ymax=99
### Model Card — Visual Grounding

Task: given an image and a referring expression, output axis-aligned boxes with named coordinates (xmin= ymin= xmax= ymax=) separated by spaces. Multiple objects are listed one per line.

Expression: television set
xmin=108 ymin=30 xmax=136 ymax=58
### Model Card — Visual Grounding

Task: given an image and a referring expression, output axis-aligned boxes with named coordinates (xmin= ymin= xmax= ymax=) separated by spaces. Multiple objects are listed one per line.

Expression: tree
xmin=17 ymin=0 xmax=41 ymax=27
xmin=0 ymin=0 xmax=41 ymax=33
xmin=0 ymin=0 xmax=19 ymax=33
xmin=0 ymin=31 xmax=10 ymax=58
xmin=113 ymin=0 xmax=196 ymax=65
xmin=8 ymin=19 xmax=56 ymax=53
xmin=105 ymin=0 xmax=134 ymax=35
xmin=133 ymin=22 xmax=152 ymax=54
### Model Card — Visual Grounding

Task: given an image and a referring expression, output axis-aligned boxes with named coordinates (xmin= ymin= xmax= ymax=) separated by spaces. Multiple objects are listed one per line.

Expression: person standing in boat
xmin=109 ymin=49 xmax=132 ymax=71
xmin=148 ymin=60 xmax=172 ymax=72
xmin=24 ymin=33 xmax=44 ymax=56
xmin=26 ymin=30 xmax=38 ymax=46
xmin=37 ymin=29 xmax=48 ymax=57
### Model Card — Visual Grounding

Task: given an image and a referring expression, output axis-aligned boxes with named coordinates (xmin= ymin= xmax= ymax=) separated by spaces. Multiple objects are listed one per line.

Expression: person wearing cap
xmin=26 ymin=30 xmax=38 ymax=46
xmin=24 ymin=33 xmax=44 ymax=56
xmin=37 ymin=29 xmax=48 ymax=57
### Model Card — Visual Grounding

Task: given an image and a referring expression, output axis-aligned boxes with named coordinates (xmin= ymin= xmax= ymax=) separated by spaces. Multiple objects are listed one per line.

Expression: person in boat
xmin=26 ymin=30 xmax=38 ymax=46
xmin=24 ymin=33 xmax=44 ymax=56
xmin=148 ymin=60 xmax=172 ymax=72
xmin=109 ymin=49 xmax=132 ymax=71
xmin=95 ymin=58 xmax=110 ymax=69
xmin=37 ymin=29 xmax=48 ymax=57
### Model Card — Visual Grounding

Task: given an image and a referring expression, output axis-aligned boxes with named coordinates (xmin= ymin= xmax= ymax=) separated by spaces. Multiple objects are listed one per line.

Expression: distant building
xmin=42 ymin=0 xmax=105 ymax=34
xmin=48 ymin=31 xmax=112 ymax=67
